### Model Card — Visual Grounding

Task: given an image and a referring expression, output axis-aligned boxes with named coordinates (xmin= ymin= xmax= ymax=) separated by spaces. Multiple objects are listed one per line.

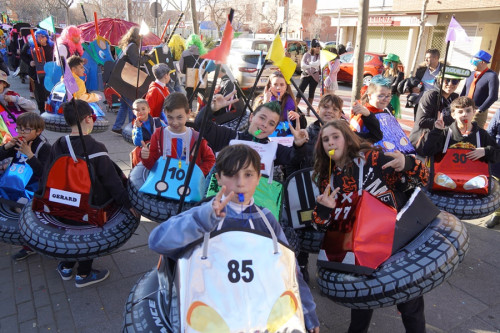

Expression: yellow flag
xmin=320 ymin=49 xmax=337 ymax=68
xmin=266 ymin=34 xmax=297 ymax=84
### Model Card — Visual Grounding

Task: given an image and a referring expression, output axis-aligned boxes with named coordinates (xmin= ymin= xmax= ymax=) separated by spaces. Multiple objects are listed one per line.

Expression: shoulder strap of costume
xmin=443 ymin=128 xmax=452 ymax=153
xmin=33 ymin=139 xmax=44 ymax=157
xmin=65 ymin=135 xmax=78 ymax=163
xmin=353 ymin=154 xmax=366 ymax=195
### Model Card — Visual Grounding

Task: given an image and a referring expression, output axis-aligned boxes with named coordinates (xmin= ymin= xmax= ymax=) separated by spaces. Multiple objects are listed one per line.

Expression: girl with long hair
xmin=312 ymin=119 xmax=428 ymax=333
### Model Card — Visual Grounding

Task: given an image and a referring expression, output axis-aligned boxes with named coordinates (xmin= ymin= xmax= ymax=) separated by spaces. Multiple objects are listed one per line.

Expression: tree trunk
xmin=410 ymin=0 xmax=429 ymax=76
xmin=66 ymin=7 xmax=71 ymax=25
xmin=191 ymin=0 xmax=199 ymax=35
xmin=351 ymin=0 xmax=369 ymax=102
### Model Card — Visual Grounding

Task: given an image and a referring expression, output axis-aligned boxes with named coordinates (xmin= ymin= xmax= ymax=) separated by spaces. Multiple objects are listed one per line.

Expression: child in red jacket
xmin=141 ymin=92 xmax=215 ymax=176
xmin=145 ymin=63 xmax=171 ymax=123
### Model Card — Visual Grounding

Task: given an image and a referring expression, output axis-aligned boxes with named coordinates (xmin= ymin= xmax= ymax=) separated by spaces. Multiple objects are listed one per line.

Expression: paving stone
xmin=111 ymin=244 xmax=158 ymax=278
xmin=0 ymin=315 xmax=19 ymax=333
xmin=35 ymin=305 xmax=56 ymax=327
xmin=33 ymin=289 xmax=51 ymax=308
xmin=13 ymin=283 xmax=32 ymax=305
xmin=16 ymin=301 xmax=36 ymax=323
xmin=66 ymin=289 xmax=108 ymax=328
xmin=18 ymin=320 xmax=37 ymax=332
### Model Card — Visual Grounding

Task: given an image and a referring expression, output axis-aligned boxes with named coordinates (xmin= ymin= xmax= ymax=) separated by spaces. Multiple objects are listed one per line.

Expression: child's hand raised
xmin=382 ymin=150 xmax=406 ymax=172
xmin=140 ymin=141 xmax=150 ymax=159
xmin=466 ymin=147 xmax=485 ymax=161
xmin=316 ymin=185 xmax=340 ymax=209
xmin=434 ymin=111 xmax=445 ymax=130
xmin=15 ymin=138 xmax=34 ymax=158
xmin=288 ymin=110 xmax=299 ymax=121
xmin=212 ymin=186 xmax=234 ymax=218
xmin=134 ymin=119 xmax=143 ymax=128
xmin=290 ymin=119 xmax=309 ymax=147
xmin=212 ymin=91 xmax=239 ymax=111
xmin=4 ymin=136 xmax=19 ymax=150
xmin=352 ymin=101 xmax=370 ymax=117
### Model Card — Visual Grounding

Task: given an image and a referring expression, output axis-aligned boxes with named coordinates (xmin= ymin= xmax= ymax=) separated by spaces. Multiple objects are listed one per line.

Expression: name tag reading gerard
xmin=49 ymin=188 xmax=82 ymax=207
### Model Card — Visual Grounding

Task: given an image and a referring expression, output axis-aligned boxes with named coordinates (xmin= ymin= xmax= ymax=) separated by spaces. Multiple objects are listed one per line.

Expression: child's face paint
xmin=216 ymin=166 xmax=261 ymax=205
xmin=248 ymin=108 xmax=280 ymax=139
xmin=321 ymin=126 xmax=345 ymax=163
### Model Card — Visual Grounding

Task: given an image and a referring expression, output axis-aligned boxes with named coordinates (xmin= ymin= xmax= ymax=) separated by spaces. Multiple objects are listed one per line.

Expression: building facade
xmin=317 ymin=0 xmax=500 ymax=75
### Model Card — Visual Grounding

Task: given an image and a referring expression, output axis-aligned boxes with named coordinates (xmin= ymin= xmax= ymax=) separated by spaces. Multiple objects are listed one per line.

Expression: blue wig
xmin=34 ymin=29 xmax=54 ymax=47
xmin=370 ymin=74 xmax=392 ymax=88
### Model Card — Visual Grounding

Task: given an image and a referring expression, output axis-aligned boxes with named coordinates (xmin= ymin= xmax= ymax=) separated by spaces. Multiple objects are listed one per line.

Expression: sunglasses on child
xmin=443 ymin=78 xmax=460 ymax=85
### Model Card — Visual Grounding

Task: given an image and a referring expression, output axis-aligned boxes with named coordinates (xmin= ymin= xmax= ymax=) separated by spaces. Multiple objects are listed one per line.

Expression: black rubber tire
xmin=421 ymin=178 xmax=500 ymax=220
xmin=296 ymin=227 xmax=324 ymax=254
xmin=42 ymin=112 xmax=110 ymax=134
xmin=19 ymin=204 xmax=140 ymax=261
xmin=128 ymin=164 xmax=197 ymax=223
xmin=316 ymin=211 xmax=468 ymax=309
xmin=122 ymin=122 xmax=134 ymax=145
xmin=123 ymin=268 xmax=176 ymax=333
xmin=42 ymin=112 xmax=71 ymax=133
xmin=220 ymin=111 xmax=250 ymax=131
xmin=0 ymin=201 xmax=23 ymax=245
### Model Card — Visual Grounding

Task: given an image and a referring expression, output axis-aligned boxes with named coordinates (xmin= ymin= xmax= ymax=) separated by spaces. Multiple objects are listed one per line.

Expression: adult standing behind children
xmin=382 ymin=53 xmax=404 ymax=118
xmin=56 ymin=26 xmax=83 ymax=65
xmin=20 ymin=29 xmax=53 ymax=114
xmin=409 ymin=69 xmax=463 ymax=156
xmin=111 ymin=27 xmax=144 ymax=135
xmin=461 ymin=50 xmax=499 ymax=129
xmin=296 ymin=39 xmax=321 ymax=116
xmin=322 ymin=47 xmax=340 ymax=96
xmin=179 ymin=34 xmax=206 ymax=103
xmin=53 ymin=100 xmax=139 ymax=287
xmin=149 ymin=144 xmax=320 ymax=332
xmin=145 ymin=63 xmax=170 ymax=123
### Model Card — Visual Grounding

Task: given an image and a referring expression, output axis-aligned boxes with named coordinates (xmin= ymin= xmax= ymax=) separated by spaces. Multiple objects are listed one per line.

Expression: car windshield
xmin=340 ymin=53 xmax=353 ymax=63
xmin=244 ymin=54 xmax=266 ymax=65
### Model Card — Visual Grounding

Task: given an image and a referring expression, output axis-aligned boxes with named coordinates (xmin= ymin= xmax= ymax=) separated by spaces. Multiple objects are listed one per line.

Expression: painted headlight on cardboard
xmin=435 ymin=173 xmax=457 ymax=189
xmin=463 ymin=175 xmax=488 ymax=190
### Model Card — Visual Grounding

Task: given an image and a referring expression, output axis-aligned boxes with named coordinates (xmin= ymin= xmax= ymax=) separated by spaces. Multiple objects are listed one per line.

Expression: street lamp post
xmin=136 ymin=21 xmax=149 ymax=99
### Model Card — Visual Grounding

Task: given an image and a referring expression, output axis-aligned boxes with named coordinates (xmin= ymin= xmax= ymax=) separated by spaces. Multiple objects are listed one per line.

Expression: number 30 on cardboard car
xmin=430 ymin=134 xmax=490 ymax=195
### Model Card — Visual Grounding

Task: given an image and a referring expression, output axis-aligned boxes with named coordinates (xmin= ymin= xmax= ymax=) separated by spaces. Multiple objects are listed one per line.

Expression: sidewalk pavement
xmin=1 ymin=74 xmax=500 ymax=333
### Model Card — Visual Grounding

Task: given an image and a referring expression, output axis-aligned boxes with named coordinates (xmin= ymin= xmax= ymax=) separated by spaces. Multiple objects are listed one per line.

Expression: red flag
xmin=201 ymin=13 xmax=233 ymax=64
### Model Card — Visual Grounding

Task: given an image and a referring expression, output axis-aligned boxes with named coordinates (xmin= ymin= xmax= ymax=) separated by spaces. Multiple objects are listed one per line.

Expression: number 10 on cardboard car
xmin=139 ymin=157 xmax=204 ymax=203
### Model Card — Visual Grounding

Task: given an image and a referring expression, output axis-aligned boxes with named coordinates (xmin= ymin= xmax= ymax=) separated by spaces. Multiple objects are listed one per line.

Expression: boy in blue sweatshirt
xmin=149 ymin=144 xmax=320 ymax=332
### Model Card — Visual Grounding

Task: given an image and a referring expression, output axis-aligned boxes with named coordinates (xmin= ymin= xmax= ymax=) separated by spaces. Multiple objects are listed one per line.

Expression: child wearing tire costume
xmin=312 ymin=120 xmax=429 ymax=333
xmin=0 ymin=112 xmax=50 ymax=260
xmin=140 ymin=92 xmax=215 ymax=175
xmin=45 ymin=100 xmax=139 ymax=288
xmin=289 ymin=94 xmax=382 ymax=282
xmin=148 ymin=144 xmax=320 ymax=332
xmin=422 ymin=96 xmax=500 ymax=220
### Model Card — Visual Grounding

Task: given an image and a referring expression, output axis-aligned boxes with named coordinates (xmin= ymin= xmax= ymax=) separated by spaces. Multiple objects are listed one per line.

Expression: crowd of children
xmin=2 ymin=27 xmax=500 ymax=332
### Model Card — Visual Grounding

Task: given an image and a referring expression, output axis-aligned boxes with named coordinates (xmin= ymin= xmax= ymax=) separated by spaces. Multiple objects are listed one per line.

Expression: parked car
xmin=226 ymin=49 xmax=278 ymax=91
xmin=337 ymin=52 xmax=385 ymax=86
xmin=337 ymin=51 xmax=405 ymax=86
xmin=231 ymin=38 xmax=272 ymax=52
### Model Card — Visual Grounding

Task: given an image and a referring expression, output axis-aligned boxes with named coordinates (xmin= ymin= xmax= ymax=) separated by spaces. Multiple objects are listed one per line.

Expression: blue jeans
xmin=113 ymin=96 xmax=134 ymax=130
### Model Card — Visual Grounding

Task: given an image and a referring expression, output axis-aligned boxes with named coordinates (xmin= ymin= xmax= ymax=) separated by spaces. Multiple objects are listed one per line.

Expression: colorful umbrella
xmin=77 ymin=18 xmax=161 ymax=46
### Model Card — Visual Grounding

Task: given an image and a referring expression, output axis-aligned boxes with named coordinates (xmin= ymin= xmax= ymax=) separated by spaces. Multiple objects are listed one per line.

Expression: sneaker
xmin=75 ymin=269 xmax=110 ymax=288
xmin=57 ymin=262 xmax=74 ymax=281
xmin=111 ymin=128 xmax=122 ymax=135
xmin=486 ymin=215 xmax=500 ymax=229
xmin=12 ymin=249 xmax=36 ymax=261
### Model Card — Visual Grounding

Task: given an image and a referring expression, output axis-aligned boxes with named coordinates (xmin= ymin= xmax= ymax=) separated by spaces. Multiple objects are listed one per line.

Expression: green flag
xmin=39 ymin=16 xmax=55 ymax=34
